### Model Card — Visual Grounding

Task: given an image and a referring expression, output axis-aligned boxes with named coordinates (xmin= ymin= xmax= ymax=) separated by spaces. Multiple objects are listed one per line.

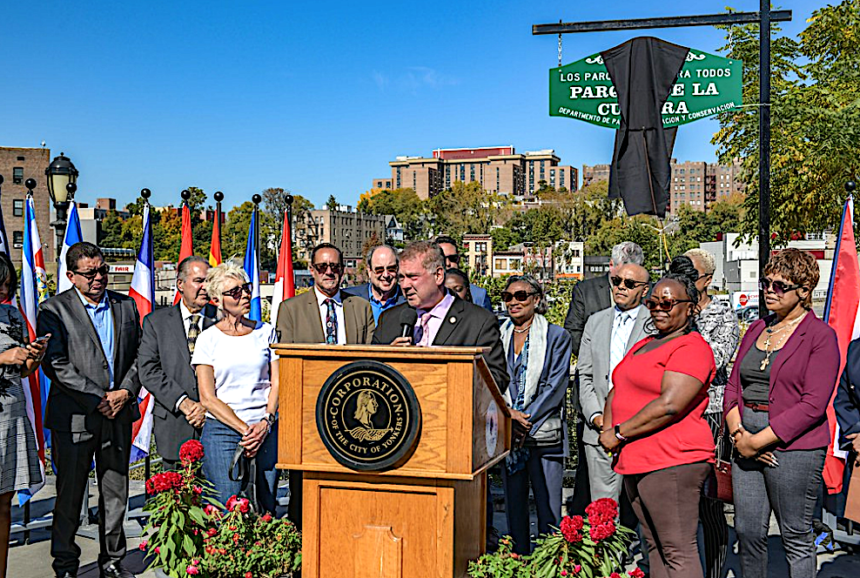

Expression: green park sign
xmin=549 ymin=49 xmax=742 ymax=129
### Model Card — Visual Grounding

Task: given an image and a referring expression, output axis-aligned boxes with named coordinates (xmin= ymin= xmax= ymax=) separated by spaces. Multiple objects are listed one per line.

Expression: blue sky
xmin=3 ymin=1 xmax=823 ymax=211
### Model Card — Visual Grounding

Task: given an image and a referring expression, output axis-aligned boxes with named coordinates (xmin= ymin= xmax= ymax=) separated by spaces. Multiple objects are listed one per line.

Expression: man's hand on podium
xmin=390 ymin=336 xmax=413 ymax=347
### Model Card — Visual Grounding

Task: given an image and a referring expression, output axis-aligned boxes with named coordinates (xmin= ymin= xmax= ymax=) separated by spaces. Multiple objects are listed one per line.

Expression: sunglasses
xmin=611 ymin=276 xmax=649 ymax=290
xmin=644 ymin=298 xmax=694 ymax=311
xmin=502 ymin=290 xmax=536 ymax=303
xmin=759 ymin=277 xmax=803 ymax=296
xmin=312 ymin=262 xmax=343 ymax=275
xmin=74 ymin=265 xmax=110 ymax=281
xmin=444 ymin=254 xmax=461 ymax=265
xmin=222 ymin=282 xmax=253 ymax=300
xmin=372 ymin=265 xmax=398 ymax=275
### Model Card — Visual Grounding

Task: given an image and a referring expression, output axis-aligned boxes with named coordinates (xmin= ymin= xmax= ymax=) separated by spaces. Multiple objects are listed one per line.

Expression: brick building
xmin=581 ymin=159 xmax=744 ymax=213
xmin=292 ymin=205 xmax=393 ymax=264
xmin=0 ymin=147 xmax=54 ymax=266
xmin=375 ymin=146 xmax=578 ymax=200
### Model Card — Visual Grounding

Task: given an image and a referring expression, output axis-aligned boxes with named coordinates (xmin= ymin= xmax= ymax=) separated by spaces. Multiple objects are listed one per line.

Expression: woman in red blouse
xmin=599 ymin=270 xmax=716 ymax=578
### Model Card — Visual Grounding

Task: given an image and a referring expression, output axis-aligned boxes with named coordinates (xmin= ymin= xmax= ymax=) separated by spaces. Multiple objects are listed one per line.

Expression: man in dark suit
xmin=342 ymin=243 xmax=405 ymax=323
xmin=373 ymin=241 xmax=508 ymax=397
xmin=435 ymin=235 xmax=494 ymax=312
xmin=38 ymin=242 xmax=142 ymax=578
xmin=562 ymin=241 xmax=644 ymax=516
xmin=139 ymin=256 xmax=216 ymax=471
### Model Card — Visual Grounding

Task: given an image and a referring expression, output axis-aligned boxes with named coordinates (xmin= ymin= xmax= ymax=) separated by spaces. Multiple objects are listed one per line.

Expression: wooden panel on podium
xmin=273 ymin=344 xmax=510 ymax=578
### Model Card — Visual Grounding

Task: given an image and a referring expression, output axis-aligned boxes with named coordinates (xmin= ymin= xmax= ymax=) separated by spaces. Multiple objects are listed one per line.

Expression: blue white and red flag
xmin=17 ymin=196 xmax=49 ymax=504
xmin=57 ymin=202 xmax=83 ymax=294
xmin=129 ymin=204 xmax=155 ymax=462
xmin=243 ymin=207 xmax=261 ymax=321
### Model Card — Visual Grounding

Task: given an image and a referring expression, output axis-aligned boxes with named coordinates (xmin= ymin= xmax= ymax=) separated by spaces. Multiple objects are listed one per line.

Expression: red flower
xmin=145 ymin=471 xmax=183 ymax=494
xmin=261 ymin=513 xmax=272 ymax=522
xmin=203 ymin=504 xmax=221 ymax=519
xmin=138 ymin=541 xmax=147 ymax=551
xmin=233 ymin=533 xmax=240 ymax=543
xmin=207 ymin=527 xmax=217 ymax=536
xmin=560 ymin=516 xmax=585 ymax=543
xmin=245 ymin=573 xmax=253 ymax=578
xmin=589 ymin=520 xmax=617 ymax=542
xmin=179 ymin=439 xmax=205 ymax=464
xmin=185 ymin=564 xmax=199 ymax=575
xmin=225 ymin=495 xmax=250 ymax=513
xmin=586 ymin=498 xmax=619 ymax=526
xmin=609 ymin=573 xmax=621 ymax=578
xmin=629 ymin=569 xmax=645 ymax=578
xmin=573 ymin=566 xmax=582 ymax=575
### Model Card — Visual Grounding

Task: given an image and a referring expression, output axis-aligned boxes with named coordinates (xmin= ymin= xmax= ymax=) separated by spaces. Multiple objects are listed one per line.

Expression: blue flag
xmin=57 ymin=202 xmax=83 ymax=294
xmin=243 ymin=207 xmax=262 ymax=322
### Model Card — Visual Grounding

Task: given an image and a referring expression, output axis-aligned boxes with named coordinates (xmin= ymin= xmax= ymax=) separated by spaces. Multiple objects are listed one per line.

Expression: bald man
xmin=578 ymin=263 xmax=652 ymax=501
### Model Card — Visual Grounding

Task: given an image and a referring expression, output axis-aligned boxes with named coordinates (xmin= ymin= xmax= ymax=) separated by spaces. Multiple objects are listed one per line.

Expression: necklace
xmin=513 ymin=322 xmax=533 ymax=334
xmin=760 ymin=313 xmax=806 ymax=370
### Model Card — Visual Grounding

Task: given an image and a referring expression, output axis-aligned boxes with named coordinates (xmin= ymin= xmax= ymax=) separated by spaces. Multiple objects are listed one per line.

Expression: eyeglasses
xmin=312 ymin=262 xmax=343 ymax=275
xmin=74 ymin=265 xmax=109 ymax=281
xmin=760 ymin=277 xmax=803 ymax=296
xmin=372 ymin=265 xmax=398 ymax=276
xmin=221 ymin=282 xmax=253 ymax=300
xmin=501 ymin=290 xmax=536 ymax=303
xmin=444 ymin=254 xmax=461 ymax=265
xmin=611 ymin=276 xmax=649 ymax=290
xmin=644 ymin=298 xmax=694 ymax=311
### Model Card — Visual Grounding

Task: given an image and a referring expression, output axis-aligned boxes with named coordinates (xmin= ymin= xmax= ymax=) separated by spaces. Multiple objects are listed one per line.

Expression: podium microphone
xmin=400 ymin=308 xmax=418 ymax=340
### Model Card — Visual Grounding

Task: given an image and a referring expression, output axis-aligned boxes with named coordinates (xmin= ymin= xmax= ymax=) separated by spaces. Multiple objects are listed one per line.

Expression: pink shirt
xmin=414 ymin=292 xmax=455 ymax=346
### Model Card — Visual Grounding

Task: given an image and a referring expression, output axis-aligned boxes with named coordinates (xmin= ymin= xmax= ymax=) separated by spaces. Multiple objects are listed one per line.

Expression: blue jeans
xmin=201 ymin=418 xmax=279 ymax=514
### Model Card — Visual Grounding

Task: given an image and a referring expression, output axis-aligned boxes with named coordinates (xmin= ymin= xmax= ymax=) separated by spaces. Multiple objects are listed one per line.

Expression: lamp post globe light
xmin=45 ymin=152 xmax=79 ymax=265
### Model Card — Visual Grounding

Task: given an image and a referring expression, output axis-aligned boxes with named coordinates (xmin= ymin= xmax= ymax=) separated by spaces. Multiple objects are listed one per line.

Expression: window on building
xmin=13 ymin=231 xmax=23 ymax=248
xmin=495 ymin=259 xmax=504 ymax=269
xmin=13 ymin=199 xmax=24 ymax=217
xmin=13 ymin=168 xmax=24 ymax=184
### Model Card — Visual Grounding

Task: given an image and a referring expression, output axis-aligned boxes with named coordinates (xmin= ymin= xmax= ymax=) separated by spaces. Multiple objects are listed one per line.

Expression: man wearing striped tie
xmin=139 ymin=256 xmax=216 ymax=471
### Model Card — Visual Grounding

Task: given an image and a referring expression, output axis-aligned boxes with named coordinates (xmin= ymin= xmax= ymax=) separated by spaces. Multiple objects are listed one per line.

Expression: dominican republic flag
xmin=173 ymin=203 xmax=193 ymax=305
xmin=17 ymin=196 xmax=49 ymax=504
xmin=823 ymin=195 xmax=860 ymax=494
xmin=0 ymin=185 xmax=11 ymax=262
xmin=271 ymin=208 xmax=295 ymax=324
xmin=209 ymin=205 xmax=222 ymax=267
xmin=129 ymin=204 xmax=155 ymax=462
xmin=57 ymin=201 xmax=83 ymax=294
xmin=243 ymin=207 xmax=262 ymax=322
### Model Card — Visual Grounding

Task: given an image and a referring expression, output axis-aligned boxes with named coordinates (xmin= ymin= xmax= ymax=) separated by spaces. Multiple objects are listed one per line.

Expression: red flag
xmin=173 ymin=203 xmax=194 ymax=305
xmin=823 ymin=196 xmax=859 ymax=494
xmin=271 ymin=209 xmax=295 ymax=322
xmin=209 ymin=206 xmax=222 ymax=267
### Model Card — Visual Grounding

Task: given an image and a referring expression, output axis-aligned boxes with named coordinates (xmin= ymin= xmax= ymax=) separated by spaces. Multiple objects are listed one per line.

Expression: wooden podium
xmin=273 ymin=344 xmax=511 ymax=578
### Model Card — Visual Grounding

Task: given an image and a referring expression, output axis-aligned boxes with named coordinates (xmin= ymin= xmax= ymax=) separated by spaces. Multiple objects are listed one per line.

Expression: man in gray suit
xmin=578 ymin=263 xmax=651 ymax=501
xmin=38 ymin=242 xmax=142 ymax=578
xmin=139 ymin=256 xmax=216 ymax=471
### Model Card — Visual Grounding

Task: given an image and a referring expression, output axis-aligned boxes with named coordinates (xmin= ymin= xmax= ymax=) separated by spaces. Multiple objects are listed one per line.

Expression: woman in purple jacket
xmin=724 ymin=249 xmax=839 ymax=578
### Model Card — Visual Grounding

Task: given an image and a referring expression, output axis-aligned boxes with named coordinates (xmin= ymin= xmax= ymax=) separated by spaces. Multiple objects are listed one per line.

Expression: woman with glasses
xmin=192 ymin=263 xmax=280 ymax=513
xmin=499 ymin=275 xmax=572 ymax=554
xmin=599 ymin=268 xmax=716 ymax=578
xmin=0 ymin=253 xmax=48 ymax=577
xmin=724 ymin=248 xmax=839 ymax=578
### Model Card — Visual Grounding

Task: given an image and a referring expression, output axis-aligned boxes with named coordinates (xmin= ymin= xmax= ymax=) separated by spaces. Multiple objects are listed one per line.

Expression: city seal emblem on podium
xmin=316 ymin=360 xmax=421 ymax=471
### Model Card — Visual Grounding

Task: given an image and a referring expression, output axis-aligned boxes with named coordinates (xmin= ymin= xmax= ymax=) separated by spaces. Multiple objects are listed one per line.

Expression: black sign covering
xmin=316 ymin=361 xmax=421 ymax=471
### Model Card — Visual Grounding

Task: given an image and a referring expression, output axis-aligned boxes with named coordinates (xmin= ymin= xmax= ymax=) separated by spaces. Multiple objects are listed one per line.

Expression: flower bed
xmin=140 ymin=439 xmax=301 ymax=578
xmin=468 ymin=498 xmax=639 ymax=578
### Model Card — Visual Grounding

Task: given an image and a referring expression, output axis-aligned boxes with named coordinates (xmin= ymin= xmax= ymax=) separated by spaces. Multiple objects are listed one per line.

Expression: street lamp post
xmin=45 ymin=153 xmax=79 ymax=265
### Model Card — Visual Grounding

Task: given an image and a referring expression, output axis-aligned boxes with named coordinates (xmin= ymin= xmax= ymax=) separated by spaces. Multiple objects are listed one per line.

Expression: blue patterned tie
xmin=324 ymin=298 xmax=338 ymax=344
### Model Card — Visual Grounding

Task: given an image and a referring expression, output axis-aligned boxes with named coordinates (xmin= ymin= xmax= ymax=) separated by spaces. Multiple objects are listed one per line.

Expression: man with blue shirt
xmin=343 ymin=244 xmax=405 ymax=322
xmin=39 ymin=242 xmax=142 ymax=578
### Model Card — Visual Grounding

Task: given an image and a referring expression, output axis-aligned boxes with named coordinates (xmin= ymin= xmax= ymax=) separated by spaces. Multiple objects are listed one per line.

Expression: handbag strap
xmin=228 ymin=443 xmax=260 ymax=513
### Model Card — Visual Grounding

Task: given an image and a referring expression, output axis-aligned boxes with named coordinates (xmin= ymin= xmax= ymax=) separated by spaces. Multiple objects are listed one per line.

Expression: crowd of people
xmin=0 ymin=234 xmax=854 ymax=578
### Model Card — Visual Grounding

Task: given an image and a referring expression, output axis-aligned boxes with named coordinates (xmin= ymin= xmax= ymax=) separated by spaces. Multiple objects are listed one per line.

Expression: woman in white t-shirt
xmin=192 ymin=262 xmax=280 ymax=513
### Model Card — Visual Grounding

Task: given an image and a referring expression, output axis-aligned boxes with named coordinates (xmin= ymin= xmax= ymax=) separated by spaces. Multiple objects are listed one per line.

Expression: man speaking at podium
xmin=373 ymin=240 xmax=509 ymax=397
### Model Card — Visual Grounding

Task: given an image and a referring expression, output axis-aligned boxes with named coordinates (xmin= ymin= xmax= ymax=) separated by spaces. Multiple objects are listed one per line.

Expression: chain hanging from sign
xmin=549 ymin=48 xmax=742 ymax=128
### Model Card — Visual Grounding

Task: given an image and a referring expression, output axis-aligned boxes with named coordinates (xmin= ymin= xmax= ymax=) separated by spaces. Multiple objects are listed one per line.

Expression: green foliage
xmin=98 ymin=210 xmax=125 ymax=248
xmin=359 ymin=187 xmax=428 ymax=240
xmin=713 ymin=1 xmax=860 ymax=242
xmin=467 ymin=537 xmax=530 ymax=578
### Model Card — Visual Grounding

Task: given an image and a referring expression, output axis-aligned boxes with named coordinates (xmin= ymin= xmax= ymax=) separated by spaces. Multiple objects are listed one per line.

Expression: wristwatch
xmin=264 ymin=413 xmax=276 ymax=426
xmin=614 ymin=424 xmax=628 ymax=443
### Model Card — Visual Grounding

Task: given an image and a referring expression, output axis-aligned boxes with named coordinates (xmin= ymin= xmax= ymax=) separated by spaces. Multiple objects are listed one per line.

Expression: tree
xmin=153 ymin=208 xmax=182 ymax=261
xmin=326 ymin=195 xmax=339 ymax=211
xmin=359 ymin=188 xmax=428 ymax=241
xmin=98 ymin=210 xmax=124 ymax=248
xmin=221 ymin=202 xmax=255 ymax=263
xmin=713 ymin=1 xmax=860 ymax=242
xmin=183 ymin=186 xmax=208 ymax=216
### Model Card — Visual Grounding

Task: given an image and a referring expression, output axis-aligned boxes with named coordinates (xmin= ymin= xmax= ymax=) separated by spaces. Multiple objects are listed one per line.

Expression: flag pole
xmin=285 ymin=193 xmax=294 ymax=293
xmin=252 ymin=193 xmax=261 ymax=271
xmin=215 ymin=190 xmax=223 ymax=251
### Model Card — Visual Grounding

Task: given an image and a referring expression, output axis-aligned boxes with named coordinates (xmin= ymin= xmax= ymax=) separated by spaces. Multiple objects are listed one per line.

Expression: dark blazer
xmin=563 ymin=275 xmax=612 ymax=357
xmin=138 ymin=303 xmax=216 ymax=462
xmin=835 ymin=339 xmax=860 ymax=452
xmin=38 ymin=289 xmax=142 ymax=437
xmin=373 ymin=297 xmax=509 ymax=390
xmin=277 ymin=288 xmax=375 ymax=344
xmin=724 ymin=312 xmax=840 ymax=451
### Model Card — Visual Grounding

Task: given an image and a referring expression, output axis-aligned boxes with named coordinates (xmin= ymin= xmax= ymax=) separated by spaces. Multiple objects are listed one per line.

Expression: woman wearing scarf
xmin=500 ymin=275 xmax=572 ymax=554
